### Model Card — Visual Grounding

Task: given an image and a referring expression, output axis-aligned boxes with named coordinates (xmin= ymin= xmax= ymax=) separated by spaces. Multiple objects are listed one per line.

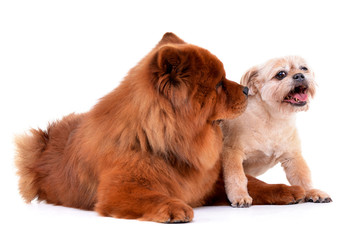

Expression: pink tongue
xmin=293 ymin=92 xmax=308 ymax=101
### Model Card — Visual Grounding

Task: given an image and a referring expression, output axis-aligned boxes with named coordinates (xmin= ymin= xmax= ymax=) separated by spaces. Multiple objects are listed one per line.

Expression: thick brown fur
xmin=15 ymin=33 xmax=306 ymax=223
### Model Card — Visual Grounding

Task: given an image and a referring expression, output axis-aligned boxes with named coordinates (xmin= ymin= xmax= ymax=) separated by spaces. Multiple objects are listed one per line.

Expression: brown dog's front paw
xmin=251 ymin=184 xmax=306 ymax=205
xmin=160 ymin=201 xmax=194 ymax=223
xmin=141 ymin=200 xmax=194 ymax=223
xmin=247 ymin=175 xmax=307 ymax=205
xmin=286 ymin=185 xmax=306 ymax=204
xmin=274 ymin=185 xmax=306 ymax=205
xmin=305 ymin=189 xmax=332 ymax=203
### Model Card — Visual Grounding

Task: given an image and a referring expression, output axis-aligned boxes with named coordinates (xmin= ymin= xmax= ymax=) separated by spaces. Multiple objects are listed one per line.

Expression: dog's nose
xmin=293 ymin=73 xmax=305 ymax=81
xmin=242 ymin=87 xmax=249 ymax=96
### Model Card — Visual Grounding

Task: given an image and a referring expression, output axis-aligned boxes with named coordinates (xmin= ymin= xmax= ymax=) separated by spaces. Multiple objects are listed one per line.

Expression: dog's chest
xmin=253 ymin=124 xmax=291 ymax=156
xmin=242 ymin=121 xmax=296 ymax=176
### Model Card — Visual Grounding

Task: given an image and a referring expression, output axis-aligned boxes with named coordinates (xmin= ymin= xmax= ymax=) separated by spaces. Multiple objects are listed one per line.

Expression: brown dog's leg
xmin=247 ymin=175 xmax=306 ymax=205
xmin=95 ymin=169 xmax=194 ymax=223
xmin=208 ymin=174 xmax=305 ymax=206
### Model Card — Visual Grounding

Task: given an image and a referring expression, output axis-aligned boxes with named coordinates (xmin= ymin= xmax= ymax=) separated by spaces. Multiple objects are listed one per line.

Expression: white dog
xmin=221 ymin=56 xmax=332 ymax=207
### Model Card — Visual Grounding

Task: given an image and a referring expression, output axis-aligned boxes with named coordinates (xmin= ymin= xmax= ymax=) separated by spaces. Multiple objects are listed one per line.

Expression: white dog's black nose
xmin=293 ymin=73 xmax=305 ymax=81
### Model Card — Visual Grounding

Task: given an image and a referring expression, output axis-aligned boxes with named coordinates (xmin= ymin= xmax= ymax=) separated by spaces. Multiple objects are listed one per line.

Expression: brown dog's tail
xmin=14 ymin=128 xmax=49 ymax=203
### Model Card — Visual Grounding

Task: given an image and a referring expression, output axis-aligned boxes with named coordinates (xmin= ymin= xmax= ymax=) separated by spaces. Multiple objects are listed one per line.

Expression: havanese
xmin=221 ymin=56 xmax=332 ymax=207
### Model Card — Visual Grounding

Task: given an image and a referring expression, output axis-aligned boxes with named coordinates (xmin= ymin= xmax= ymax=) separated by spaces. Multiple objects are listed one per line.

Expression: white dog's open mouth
xmin=283 ymin=86 xmax=308 ymax=106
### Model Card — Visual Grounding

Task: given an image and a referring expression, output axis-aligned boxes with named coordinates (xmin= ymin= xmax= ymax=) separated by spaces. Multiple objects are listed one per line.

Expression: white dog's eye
xmin=300 ymin=66 xmax=308 ymax=71
xmin=275 ymin=71 xmax=287 ymax=80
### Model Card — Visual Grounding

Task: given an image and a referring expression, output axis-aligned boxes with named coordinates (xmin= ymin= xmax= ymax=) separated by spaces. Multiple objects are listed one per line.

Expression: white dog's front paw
xmin=229 ymin=192 xmax=253 ymax=208
xmin=305 ymin=189 xmax=332 ymax=203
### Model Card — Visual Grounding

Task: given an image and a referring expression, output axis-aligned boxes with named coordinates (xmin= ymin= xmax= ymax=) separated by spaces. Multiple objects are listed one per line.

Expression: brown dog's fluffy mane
xmin=89 ymin=38 xmax=226 ymax=171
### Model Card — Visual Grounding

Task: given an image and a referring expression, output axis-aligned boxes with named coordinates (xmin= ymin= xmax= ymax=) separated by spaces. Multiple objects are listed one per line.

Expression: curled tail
xmin=15 ymin=128 xmax=49 ymax=203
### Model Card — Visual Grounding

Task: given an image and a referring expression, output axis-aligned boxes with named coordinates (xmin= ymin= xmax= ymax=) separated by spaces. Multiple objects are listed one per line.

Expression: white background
xmin=1 ymin=0 xmax=359 ymax=239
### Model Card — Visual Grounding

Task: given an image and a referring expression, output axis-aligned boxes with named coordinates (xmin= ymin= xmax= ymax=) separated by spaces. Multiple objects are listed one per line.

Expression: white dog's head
xmin=241 ymin=56 xmax=316 ymax=113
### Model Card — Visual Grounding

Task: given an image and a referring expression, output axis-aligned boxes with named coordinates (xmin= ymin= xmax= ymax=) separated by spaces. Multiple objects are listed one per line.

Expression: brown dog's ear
xmin=156 ymin=32 xmax=186 ymax=47
xmin=240 ymin=66 xmax=258 ymax=95
xmin=150 ymin=45 xmax=192 ymax=106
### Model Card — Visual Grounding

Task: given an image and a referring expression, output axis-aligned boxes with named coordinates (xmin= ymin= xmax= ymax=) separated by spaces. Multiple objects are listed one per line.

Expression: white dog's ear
xmin=240 ymin=66 xmax=258 ymax=95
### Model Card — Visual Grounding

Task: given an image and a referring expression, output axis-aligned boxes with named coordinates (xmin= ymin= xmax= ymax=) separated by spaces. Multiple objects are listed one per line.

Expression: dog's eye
xmin=300 ymin=66 xmax=308 ymax=71
xmin=216 ymin=80 xmax=223 ymax=89
xmin=275 ymin=71 xmax=287 ymax=80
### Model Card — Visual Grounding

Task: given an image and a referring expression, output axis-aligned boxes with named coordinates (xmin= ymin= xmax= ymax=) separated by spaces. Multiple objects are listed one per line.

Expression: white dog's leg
xmin=222 ymin=148 xmax=253 ymax=207
xmin=281 ymin=154 xmax=332 ymax=203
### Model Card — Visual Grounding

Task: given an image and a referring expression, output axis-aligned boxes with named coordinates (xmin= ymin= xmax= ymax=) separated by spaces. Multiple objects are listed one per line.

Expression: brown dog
xmin=15 ymin=33 xmax=305 ymax=223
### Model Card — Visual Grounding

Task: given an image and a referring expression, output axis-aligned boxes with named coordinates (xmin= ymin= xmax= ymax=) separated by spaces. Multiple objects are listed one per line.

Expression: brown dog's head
xmin=241 ymin=56 xmax=316 ymax=113
xmin=149 ymin=33 xmax=248 ymax=126
xmin=91 ymin=32 xmax=248 ymax=170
